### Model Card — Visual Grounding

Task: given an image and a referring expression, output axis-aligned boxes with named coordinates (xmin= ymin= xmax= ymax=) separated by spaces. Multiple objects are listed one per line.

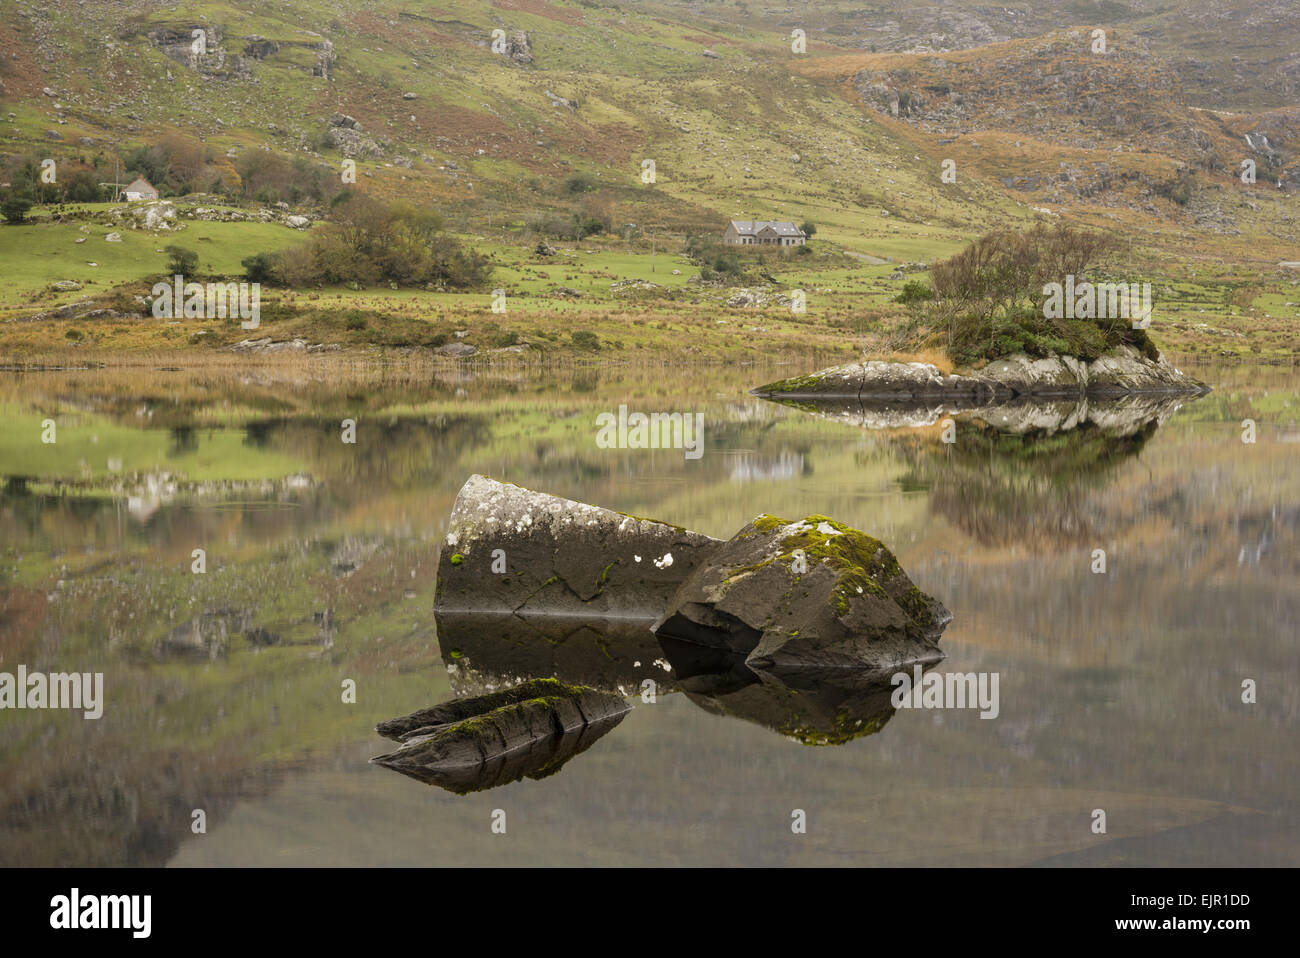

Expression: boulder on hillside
xmin=434 ymin=341 xmax=477 ymax=358
xmin=506 ymin=31 xmax=533 ymax=64
xmin=325 ymin=125 xmax=383 ymax=159
xmin=108 ymin=200 xmax=180 ymax=232
xmin=243 ymin=35 xmax=279 ymax=59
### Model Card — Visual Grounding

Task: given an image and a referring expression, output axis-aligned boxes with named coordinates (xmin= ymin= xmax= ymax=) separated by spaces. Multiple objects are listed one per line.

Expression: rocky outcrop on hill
xmin=122 ymin=21 xmax=336 ymax=81
xmin=17 ymin=292 xmax=147 ymax=323
xmin=324 ymin=113 xmax=383 ymax=158
xmin=98 ymin=201 xmax=311 ymax=231
xmin=503 ymin=30 xmax=533 ymax=64
xmin=845 ymin=27 xmax=1300 ymax=203
xmin=106 ymin=200 xmax=181 ymax=231
xmin=853 ymin=31 xmax=1202 ymax=154
xmin=141 ymin=24 xmax=248 ymax=79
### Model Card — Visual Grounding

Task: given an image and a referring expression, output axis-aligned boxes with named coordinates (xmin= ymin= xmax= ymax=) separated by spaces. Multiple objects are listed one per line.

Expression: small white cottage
xmin=723 ymin=220 xmax=807 ymax=246
xmin=122 ymin=176 xmax=159 ymax=201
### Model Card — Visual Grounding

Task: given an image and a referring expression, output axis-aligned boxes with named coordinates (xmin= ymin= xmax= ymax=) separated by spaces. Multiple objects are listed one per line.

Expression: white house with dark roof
xmin=122 ymin=176 xmax=159 ymax=201
xmin=723 ymin=220 xmax=807 ymax=246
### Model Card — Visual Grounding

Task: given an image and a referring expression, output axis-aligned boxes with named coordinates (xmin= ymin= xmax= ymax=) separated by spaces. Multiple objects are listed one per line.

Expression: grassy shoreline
xmin=4 ymin=207 xmax=1299 ymax=366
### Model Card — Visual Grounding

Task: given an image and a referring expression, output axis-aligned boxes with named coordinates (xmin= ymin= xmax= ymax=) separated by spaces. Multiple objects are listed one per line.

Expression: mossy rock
xmin=652 ymin=514 xmax=950 ymax=671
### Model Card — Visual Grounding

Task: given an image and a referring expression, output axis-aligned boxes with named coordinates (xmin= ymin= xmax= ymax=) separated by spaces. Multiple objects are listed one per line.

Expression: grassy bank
xmin=3 ymin=209 xmax=1299 ymax=366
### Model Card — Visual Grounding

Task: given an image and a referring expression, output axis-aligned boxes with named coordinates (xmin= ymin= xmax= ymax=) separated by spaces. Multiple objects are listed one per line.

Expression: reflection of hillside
xmin=0 ymin=742 xmax=305 ymax=867
xmin=0 ymin=524 xmax=446 ymax=866
xmin=0 ymin=414 xmax=487 ymax=553
xmin=242 ymin=414 xmax=488 ymax=489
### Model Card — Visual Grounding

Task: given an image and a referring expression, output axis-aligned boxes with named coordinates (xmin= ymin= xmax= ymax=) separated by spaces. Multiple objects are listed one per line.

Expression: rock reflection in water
xmin=659 ymin=636 xmax=907 ymax=746
xmin=760 ymin=392 xmax=1202 ymax=549
xmin=436 ymin=610 xmax=674 ymax=695
xmin=757 ymin=391 xmax=1194 ymax=437
xmin=371 ymin=678 xmax=631 ymax=794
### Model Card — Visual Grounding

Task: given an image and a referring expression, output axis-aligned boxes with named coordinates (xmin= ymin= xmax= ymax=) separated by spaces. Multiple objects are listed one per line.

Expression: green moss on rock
xmin=755 ymin=372 xmax=827 ymax=394
xmin=735 ymin=514 xmax=931 ymax=626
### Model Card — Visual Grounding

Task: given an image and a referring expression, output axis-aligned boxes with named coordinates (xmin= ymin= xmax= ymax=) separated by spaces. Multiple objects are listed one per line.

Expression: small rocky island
xmin=753 ymin=346 xmax=1209 ymax=403
xmin=756 ymin=222 xmax=1214 ymax=404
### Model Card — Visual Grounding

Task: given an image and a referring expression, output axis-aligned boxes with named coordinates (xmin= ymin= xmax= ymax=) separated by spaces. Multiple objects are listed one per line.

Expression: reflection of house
xmin=123 ymin=176 xmax=159 ymax=201
xmin=723 ymin=220 xmax=807 ymax=246
xmin=730 ymin=451 xmax=805 ymax=481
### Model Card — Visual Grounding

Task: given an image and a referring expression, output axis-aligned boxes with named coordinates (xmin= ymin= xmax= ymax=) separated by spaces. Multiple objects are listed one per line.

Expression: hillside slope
xmin=0 ymin=2 xmax=1294 ymax=255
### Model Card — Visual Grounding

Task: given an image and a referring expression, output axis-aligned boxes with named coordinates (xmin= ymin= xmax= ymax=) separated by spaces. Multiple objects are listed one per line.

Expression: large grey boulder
xmin=434 ymin=475 xmax=721 ymax=620
xmin=325 ymin=125 xmax=383 ymax=158
xmin=506 ymin=31 xmax=533 ymax=64
xmin=652 ymin=514 xmax=950 ymax=671
xmin=108 ymin=200 xmax=179 ymax=232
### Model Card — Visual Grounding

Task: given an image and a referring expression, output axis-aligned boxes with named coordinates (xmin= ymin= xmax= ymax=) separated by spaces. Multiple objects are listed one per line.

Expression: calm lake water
xmin=1 ymin=359 xmax=1296 ymax=866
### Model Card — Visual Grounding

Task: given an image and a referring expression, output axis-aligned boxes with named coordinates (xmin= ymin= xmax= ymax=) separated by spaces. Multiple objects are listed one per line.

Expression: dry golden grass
xmin=865 ymin=347 xmax=957 ymax=375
